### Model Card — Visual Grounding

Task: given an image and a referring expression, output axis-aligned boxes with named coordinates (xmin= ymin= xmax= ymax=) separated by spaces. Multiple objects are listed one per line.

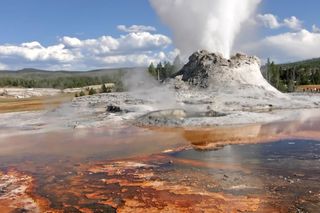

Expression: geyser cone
xmin=175 ymin=50 xmax=285 ymax=98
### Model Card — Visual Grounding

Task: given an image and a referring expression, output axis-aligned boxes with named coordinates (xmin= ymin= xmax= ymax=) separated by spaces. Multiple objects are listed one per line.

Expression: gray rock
xmin=135 ymin=109 xmax=186 ymax=126
xmin=173 ymin=50 xmax=277 ymax=93
xmin=106 ymin=105 xmax=122 ymax=113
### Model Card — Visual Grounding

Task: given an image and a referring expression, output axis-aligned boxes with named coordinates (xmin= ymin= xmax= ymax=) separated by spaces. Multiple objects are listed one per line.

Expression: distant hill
xmin=277 ymin=58 xmax=320 ymax=69
xmin=0 ymin=67 xmax=145 ymax=90
xmin=0 ymin=67 xmax=142 ymax=77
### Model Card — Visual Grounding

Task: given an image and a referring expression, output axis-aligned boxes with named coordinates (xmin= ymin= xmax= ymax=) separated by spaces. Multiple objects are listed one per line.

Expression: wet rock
xmin=63 ymin=206 xmax=82 ymax=213
xmin=107 ymin=105 xmax=122 ymax=113
xmin=136 ymin=109 xmax=186 ymax=127
xmin=294 ymin=173 xmax=305 ymax=178
xmin=203 ymin=110 xmax=227 ymax=117
xmin=11 ymin=209 xmax=29 ymax=213
xmin=80 ymin=203 xmax=116 ymax=213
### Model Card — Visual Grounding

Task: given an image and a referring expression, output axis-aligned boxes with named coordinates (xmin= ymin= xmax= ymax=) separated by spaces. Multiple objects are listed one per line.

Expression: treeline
xmin=0 ymin=72 xmax=125 ymax=91
xmin=147 ymin=56 xmax=183 ymax=80
xmin=75 ymin=84 xmax=113 ymax=97
xmin=264 ymin=58 xmax=320 ymax=92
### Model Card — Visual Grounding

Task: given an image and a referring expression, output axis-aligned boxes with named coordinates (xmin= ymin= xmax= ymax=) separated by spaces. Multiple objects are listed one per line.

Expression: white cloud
xmin=0 ymin=26 xmax=174 ymax=70
xmin=257 ymin=14 xmax=281 ymax=29
xmin=283 ymin=16 xmax=303 ymax=30
xmin=117 ymin=25 xmax=157 ymax=33
xmin=312 ymin=24 xmax=320 ymax=33
xmin=100 ymin=51 xmax=167 ymax=66
xmin=257 ymin=14 xmax=303 ymax=31
xmin=21 ymin=41 xmax=43 ymax=49
xmin=59 ymin=32 xmax=171 ymax=56
xmin=243 ymin=29 xmax=320 ymax=62
xmin=0 ymin=42 xmax=74 ymax=62
xmin=61 ymin=37 xmax=82 ymax=48
xmin=0 ymin=63 xmax=8 ymax=70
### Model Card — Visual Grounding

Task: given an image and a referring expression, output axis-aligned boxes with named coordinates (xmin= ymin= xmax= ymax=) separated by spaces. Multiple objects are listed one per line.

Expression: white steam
xmin=123 ymin=69 xmax=178 ymax=109
xmin=149 ymin=0 xmax=261 ymax=58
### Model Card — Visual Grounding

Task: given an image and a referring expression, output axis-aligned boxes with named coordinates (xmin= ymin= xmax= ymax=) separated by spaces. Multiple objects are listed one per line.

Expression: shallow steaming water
xmin=0 ymin=113 xmax=319 ymax=211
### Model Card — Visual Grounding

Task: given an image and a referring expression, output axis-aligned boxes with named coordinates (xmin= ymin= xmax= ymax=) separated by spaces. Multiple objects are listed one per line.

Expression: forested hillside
xmin=263 ymin=58 xmax=320 ymax=92
xmin=0 ymin=68 xmax=134 ymax=90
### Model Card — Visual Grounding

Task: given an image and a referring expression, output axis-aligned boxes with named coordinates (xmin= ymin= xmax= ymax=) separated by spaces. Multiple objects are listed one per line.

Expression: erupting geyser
xmin=150 ymin=0 xmax=286 ymax=99
xmin=149 ymin=0 xmax=261 ymax=58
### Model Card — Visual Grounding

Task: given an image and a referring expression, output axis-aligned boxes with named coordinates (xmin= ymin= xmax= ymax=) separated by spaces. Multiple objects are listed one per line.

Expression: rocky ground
xmin=0 ymin=85 xmax=103 ymax=99
xmin=0 ymin=88 xmax=62 ymax=99
xmin=1 ymin=89 xmax=320 ymax=139
xmin=1 ymin=51 xmax=320 ymax=138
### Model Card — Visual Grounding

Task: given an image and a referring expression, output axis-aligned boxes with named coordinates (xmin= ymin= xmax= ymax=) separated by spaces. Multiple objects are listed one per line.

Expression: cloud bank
xmin=244 ymin=29 xmax=320 ymax=62
xmin=0 ymin=26 xmax=175 ymax=70
xmin=244 ymin=13 xmax=320 ymax=62
xmin=257 ymin=14 xmax=303 ymax=30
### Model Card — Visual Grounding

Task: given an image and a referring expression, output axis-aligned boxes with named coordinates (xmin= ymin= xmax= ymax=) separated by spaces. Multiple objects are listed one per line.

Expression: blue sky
xmin=0 ymin=0 xmax=168 ymax=45
xmin=259 ymin=0 xmax=320 ymax=34
xmin=0 ymin=0 xmax=320 ymax=70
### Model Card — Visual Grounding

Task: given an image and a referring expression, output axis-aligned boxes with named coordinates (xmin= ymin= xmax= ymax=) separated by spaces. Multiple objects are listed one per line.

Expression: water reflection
xmin=0 ymin=126 xmax=187 ymax=166
xmin=181 ymin=109 xmax=320 ymax=150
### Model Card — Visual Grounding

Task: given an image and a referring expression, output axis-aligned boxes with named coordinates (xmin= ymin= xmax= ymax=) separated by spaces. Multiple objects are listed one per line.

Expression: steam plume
xmin=149 ymin=0 xmax=261 ymax=58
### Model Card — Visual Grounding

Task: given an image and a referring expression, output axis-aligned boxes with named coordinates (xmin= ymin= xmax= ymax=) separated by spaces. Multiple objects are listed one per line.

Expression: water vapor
xmin=149 ymin=0 xmax=261 ymax=58
xmin=123 ymin=69 xmax=178 ymax=109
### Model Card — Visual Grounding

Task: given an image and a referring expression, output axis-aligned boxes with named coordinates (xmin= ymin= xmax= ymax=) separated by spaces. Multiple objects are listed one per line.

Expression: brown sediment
xmin=0 ymin=94 xmax=74 ymax=113
xmin=82 ymin=154 xmax=320 ymax=212
xmin=0 ymin=169 xmax=52 ymax=213
xmin=0 ymin=146 xmax=317 ymax=212
xmin=76 ymin=161 xmax=260 ymax=212
xmin=1 ymin=154 xmax=272 ymax=212
xmin=0 ymin=118 xmax=319 ymax=212
xmin=290 ymin=130 xmax=320 ymax=140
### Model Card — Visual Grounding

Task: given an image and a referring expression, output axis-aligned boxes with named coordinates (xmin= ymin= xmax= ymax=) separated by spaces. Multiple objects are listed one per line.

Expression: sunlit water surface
xmin=0 ymin=110 xmax=319 ymax=212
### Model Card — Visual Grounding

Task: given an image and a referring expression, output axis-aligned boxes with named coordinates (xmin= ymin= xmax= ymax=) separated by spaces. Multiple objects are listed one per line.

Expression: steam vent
xmin=174 ymin=50 xmax=284 ymax=98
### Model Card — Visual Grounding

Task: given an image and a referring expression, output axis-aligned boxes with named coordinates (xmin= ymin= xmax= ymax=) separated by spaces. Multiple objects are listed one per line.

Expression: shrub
xmin=101 ymin=84 xmax=109 ymax=93
xmin=88 ymin=88 xmax=97 ymax=95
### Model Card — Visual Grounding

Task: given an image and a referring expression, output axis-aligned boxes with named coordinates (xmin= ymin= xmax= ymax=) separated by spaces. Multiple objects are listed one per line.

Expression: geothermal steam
xmin=149 ymin=0 xmax=261 ymax=58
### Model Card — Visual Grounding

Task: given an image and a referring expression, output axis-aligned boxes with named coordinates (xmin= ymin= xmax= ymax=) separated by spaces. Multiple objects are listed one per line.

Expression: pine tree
xmin=163 ymin=61 xmax=174 ymax=79
xmin=270 ymin=62 xmax=280 ymax=89
xmin=148 ymin=62 xmax=156 ymax=77
xmin=156 ymin=62 xmax=163 ymax=81
xmin=266 ymin=58 xmax=271 ymax=82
